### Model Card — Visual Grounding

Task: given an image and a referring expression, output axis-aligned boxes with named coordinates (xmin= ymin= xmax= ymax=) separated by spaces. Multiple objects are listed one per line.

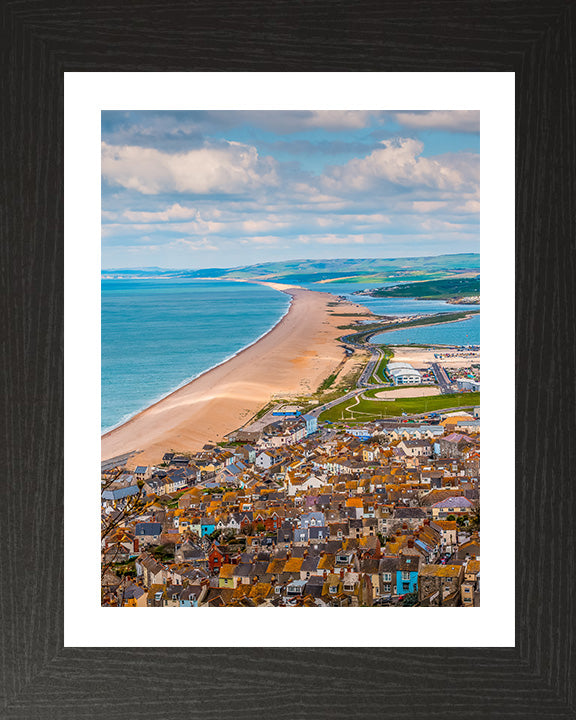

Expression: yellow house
xmin=219 ymin=564 xmax=238 ymax=589
xmin=122 ymin=583 xmax=147 ymax=607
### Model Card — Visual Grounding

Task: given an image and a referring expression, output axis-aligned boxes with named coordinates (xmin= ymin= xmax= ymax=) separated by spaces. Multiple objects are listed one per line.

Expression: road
xmin=358 ymin=347 xmax=384 ymax=387
xmin=240 ymin=327 xmax=464 ymax=430
xmin=430 ymin=362 xmax=453 ymax=394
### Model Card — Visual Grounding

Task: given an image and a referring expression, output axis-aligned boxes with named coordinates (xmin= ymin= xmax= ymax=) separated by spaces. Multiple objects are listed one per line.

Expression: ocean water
xmin=101 ymin=279 xmax=290 ymax=432
xmin=372 ymin=312 xmax=480 ymax=346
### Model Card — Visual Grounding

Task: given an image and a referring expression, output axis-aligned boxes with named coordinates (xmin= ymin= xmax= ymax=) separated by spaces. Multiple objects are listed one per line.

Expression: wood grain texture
xmin=1 ymin=1 xmax=575 ymax=717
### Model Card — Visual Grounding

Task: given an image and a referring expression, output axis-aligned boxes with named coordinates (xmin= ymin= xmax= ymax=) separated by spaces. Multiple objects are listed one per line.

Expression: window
xmin=402 ymin=571 xmax=410 ymax=581
xmin=382 ymin=572 xmax=391 ymax=582
xmin=329 ymin=586 xmax=337 ymax=594
xmin=384 ymin=584 xmax=391 ymax=592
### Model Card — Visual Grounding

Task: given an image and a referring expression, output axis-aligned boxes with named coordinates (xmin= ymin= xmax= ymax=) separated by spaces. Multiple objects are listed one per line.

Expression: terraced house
xmin=101 ymin=417 xmax=480 ymax=608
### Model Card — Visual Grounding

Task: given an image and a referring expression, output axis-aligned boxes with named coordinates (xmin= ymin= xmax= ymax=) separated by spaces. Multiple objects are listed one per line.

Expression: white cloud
xmin=412 ymin=201 xmax=448 ymax=213
xmin=323 ymin=138 xmax=478 ymax=194
xmin=421 ymin=219 xmax=465 ymax=232
xmin=395 ymin=110 xmax=479 ymax=133
xmin=304 ymin=111 xmax=379 ymax=130
xmin=123 ymin=203 xmax=199 ymax=222
xmin=239 ymin=236 xmax=281 ymax=246
xmin=242 ymin=218 xmax=288 ymax=233
xmin=101 ymin=141 xmax=278 ymax=195
xmin=172 ymin=237 xmax=218 ymax=251
xmin=454 ymin=199 xmax=480 ymax=213
xmin=303 ymin=234 xmax=377 ymax=246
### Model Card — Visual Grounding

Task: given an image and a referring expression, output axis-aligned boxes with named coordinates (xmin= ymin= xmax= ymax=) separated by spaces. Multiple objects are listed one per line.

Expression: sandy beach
xmin=101 ymin=283 xmax=372 ymax=467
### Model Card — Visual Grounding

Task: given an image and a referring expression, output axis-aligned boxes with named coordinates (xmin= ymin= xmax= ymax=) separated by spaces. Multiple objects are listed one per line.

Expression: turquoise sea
xmin=101 ymin=279 xmax=290 ymax=432
xmin=101 ymin=277 xmax=480 ymax=432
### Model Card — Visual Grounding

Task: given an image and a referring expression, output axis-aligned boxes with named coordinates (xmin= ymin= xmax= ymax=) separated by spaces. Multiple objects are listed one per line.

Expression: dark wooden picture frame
xmin=1 ymin=2 xmax=574 ymax=717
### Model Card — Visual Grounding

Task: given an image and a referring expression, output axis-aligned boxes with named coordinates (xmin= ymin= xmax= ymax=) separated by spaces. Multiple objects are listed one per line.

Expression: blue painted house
xmin=396 ymin=556 xmax=419 ymax=595
xmin=303 ymin=414 xmax=318 ymax=435
xmin=179 ymin=586 xmax=202 ymax=607
xmin=200 ymin=518 xmax=216 ymax=536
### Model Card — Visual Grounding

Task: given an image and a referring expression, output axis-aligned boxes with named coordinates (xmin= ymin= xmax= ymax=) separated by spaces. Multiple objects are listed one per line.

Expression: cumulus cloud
xmin=452 ymin=199 xmax=480 ymax=214
xmin=101 ymin=111 xmax=480 ymax=267
xmin=395 ymin=111 xmax=479 ymax=133
xmin=412 ymin=201 xmax=448 ymax=213
xmin=305 ymin=234 xmax=378 ymax=246
xmin=323 ymin=138 xmax=479 ymax=194
xmin=123 ymin=203 xmax=199 ymax=222
xmin=239 ymin=236 xmax=282 ymax=246
xmin=172 ymin=237 xmax=218 ymax=251
xmin=101 ymin=141 xmax=278 ymax=195
xmin=242 ymin=218 xmax=288 ymax=233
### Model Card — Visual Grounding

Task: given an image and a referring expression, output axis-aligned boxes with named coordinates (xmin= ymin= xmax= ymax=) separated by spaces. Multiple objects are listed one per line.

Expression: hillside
xmin=102 ymin=253 xmax=480 ymax=284
xmin=364 ymin=276 xmax=480 ymax=300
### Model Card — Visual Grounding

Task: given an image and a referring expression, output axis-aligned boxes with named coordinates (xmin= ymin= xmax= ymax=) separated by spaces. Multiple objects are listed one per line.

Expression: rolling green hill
xmin=366 ymin=276 xmax=480 ymax=299
xmin=103 ymin=253 xmax=480 ymax=284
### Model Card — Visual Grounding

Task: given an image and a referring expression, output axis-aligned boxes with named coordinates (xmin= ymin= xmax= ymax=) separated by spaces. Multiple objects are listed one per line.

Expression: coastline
xmin=101 ymin=281 xmax=293 ymax=435
xmin=101 ymin=283 xmax=372 ymax=467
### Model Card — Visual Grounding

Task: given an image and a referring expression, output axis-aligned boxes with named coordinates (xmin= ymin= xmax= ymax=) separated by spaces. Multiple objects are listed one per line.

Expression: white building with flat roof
xmin=387 ymin=362 xmax=422 ymax=385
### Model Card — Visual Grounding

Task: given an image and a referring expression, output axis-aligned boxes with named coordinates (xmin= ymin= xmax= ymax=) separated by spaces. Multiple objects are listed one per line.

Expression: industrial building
xmin=456 ymin=378 xmax=480 ymax=392
xmin=387 ymin=362 xmax=422 ymax=385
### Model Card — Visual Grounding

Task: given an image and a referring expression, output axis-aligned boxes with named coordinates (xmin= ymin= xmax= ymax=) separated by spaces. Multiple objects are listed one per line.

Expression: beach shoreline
xmin=101 ymin=283 xmax=372 ymax=467
xmin=101 ymin=280 xmax=295 ymax=436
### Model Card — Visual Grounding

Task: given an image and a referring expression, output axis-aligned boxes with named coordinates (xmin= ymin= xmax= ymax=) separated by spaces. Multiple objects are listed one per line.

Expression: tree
xmin=101 ymin=475 xmax=155 ymax=580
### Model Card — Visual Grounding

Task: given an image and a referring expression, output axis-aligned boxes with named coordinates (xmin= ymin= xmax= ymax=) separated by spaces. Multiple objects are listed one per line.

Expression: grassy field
xmin=369 ymin=348 xmax=393 ymax=384
xmin=369 ymin=276 xmax=479 ymax=299
xmin=363 ymin=385 xmax=437 ymax=396
xmin=319 ymin=391 xmax=480 ymax=422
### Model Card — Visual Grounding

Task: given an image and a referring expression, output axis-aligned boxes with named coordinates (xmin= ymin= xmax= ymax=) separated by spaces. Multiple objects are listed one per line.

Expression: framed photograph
xmin=66 ymin=73 xmax=512 ymax=648
xmin=3 ymin=4 xmax=574 ymax=718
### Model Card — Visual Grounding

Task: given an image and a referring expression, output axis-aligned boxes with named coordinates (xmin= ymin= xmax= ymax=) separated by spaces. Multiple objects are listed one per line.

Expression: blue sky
xmin=101 ymin=110 xmax=479 ymax=269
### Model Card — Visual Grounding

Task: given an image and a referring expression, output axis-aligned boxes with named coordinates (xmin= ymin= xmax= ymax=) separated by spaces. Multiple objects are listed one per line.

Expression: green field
xmin=368 ymin=276 xmax=479 ymax=300
xmin=369 ymin=348 xmax=393 ymax=384
xmin=319 ymin=391 xmax=480 ymax=422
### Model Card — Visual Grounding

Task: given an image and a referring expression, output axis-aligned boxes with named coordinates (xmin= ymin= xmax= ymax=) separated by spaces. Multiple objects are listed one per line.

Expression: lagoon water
xmin=304 ymin=281 xmax=480 ymax=346
xmin=372 ymin=312 xmax=480 ymax=346
xmin=301 ymin=280 xmax=479 ymax=317
xmin=101 ymin=279 xmax=290 ymax=432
